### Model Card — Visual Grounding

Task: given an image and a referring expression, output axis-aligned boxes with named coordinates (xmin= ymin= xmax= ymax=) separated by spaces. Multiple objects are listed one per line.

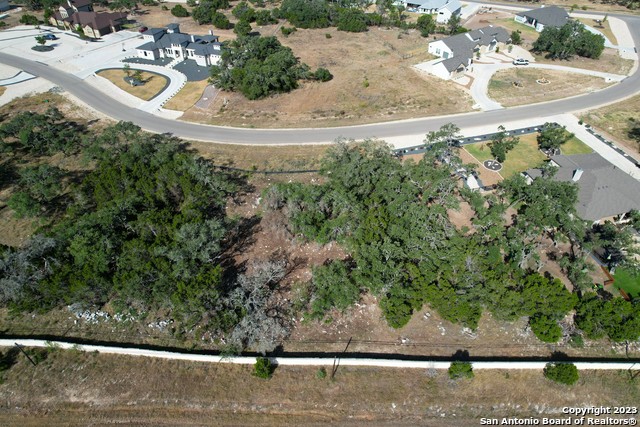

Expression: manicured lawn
xmin=561 ymin=136 xmax=593 ymax=155
xmin=613 ymin=267 xmax=640 ymax=299
xmin=96 ymin=69 xmax=168 ymax=101
xmin=464 ymin=133 xmax=547 ymax=178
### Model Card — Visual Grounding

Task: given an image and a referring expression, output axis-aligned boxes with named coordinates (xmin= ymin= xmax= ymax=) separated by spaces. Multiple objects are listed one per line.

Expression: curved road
xmin=2 ymin=339 xmax=638 ymax=370
xmin=0 ymin=13 xmax=638 ymax=144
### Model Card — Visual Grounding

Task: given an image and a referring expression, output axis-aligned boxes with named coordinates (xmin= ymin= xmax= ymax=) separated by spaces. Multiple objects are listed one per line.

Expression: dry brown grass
xmin=96 ymin=69 xmax=168 ymax=101
xmin=0 ymin=349 xmax=637 ymax=426
xmin=0 ymin=86 xmax=6 ymax=97
xmin=488 ymin=68 xmax=612 ymax=107
xmin=534 ymin=48 xmax=634 ymax=75
xmin=163 ymin=80 xmax=209 ymax=111
xmin=581 ymin=93 xmax=640 ymax=159
xmin=577 ymin=17 xmax=618 ymax=45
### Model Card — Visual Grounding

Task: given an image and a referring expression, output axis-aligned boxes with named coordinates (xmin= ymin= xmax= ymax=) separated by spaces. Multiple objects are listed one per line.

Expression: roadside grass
xmin=464 ymin=133 xmax=547 ymax=178
xmin=533 ymin=48 xmax=633 ymax=76
xmin=488 ymin=68 xmax=612 ymax=107
xmin=0 ymin=350 xmax=638 ymax=426
xmin=96 ymin=69 xmax=167 ymax=101
xmin=613 ymin=268 xmax=640 ymax=299
xmin=561 ymin=136 xmax=593 ymax=155
xmin=0 ymin=86 xmax=6 ymax=97
xmin=163 ymin=80 xmax=209 ymax=111
xmin=576 ymin=18 xmax=618 ymax=46
xmin=580 ymin=94 xmax=640 ymax=157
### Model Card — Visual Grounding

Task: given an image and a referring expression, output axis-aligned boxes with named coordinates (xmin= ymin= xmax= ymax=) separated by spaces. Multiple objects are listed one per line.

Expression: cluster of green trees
xmin=533 ymin=21 xmax=605 ymax=60
xmin=210 ymin=36 xmax=332 ymax=99
xmin=266 ymin=126 xmax=640 ymax=343
xmin=0 ymin=113 xmax=292 ymax=355
xmin=537 ymin=123 xmax=574 ymax=153
xmin=191 ymin=0 xmax=232 ymax=29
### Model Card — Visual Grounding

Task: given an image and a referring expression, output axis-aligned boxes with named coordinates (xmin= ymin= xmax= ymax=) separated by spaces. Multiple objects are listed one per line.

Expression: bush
xmin=255 ymin=9 xmax=276 ymax=26
xmin=336 ymin=8 xmax=368 ymax=32
xmin=232 ymin=1 xmax=255 ymax=22
xmin=141 ymin=0 xmax=158 ymax=5
xmin=313 ymin=67 xmax=333 ymax=82
xmin=316 ymin=367 xmax=327 ymax=379
xmin=281 ymin=26 xmax=296 ymax=37
xmin=20 ymin=14 xmax=40 ymax=25
xmin=416 ymin=14 xmax=435 ymax=37
xmin=212 ymin=12 xmax=231 ymax=29
xmin=510 ymin=30 xmax=522 ymax=45
xmin=253 ymin=357 xmax=274 ymax=379
xmin=233 ymin=19 xmax=252 ymax=36
xmin=448 ymin=361 xmax=474 ymax=380
xmin=171 ymin=4 xmax=189 ymax=17
xmin=544 ymin=362 xmax=579 ymax=385
xmin=280 ymin=0 xmax=330 ymax=29
xmin=161 ymin=5 xmax=168 ymax=10
xmin=325 ymin=33 xmax=331 ymax=39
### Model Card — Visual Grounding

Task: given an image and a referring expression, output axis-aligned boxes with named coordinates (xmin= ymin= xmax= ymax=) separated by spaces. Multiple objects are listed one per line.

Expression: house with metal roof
xmin=523 ymin=153 xmax=640 ymax=222
xmin=136 ymin=23 xmax=222 ymax=67
xmin=398 ymin=0 xmax=461 ymax=23
xmin=515 ymin=5 xmax=570 ymax=32
xmin=425 ymin=26 xmax=510 ymax=79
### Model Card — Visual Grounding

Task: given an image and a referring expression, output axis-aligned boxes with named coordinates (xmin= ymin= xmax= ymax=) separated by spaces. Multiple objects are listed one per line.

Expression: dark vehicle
xmin=43 ymin=33 xmax=58 ymax=40
xmin=138 ymin=26 xmax=148 ymax=33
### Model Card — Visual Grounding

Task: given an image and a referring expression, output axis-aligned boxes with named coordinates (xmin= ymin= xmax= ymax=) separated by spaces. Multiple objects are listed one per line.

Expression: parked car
xmin=43 ymin=33 xmax=58 ymax=40
xmin=138 ymin=26 xmax=148 ymax=33
xmin=512 ymin=58 xmax=529 ymax=66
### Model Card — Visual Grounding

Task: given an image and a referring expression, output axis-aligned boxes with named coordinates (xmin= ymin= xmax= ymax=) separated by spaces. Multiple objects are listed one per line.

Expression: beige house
xmin=49 ymin=10 xmax=128 ymax=38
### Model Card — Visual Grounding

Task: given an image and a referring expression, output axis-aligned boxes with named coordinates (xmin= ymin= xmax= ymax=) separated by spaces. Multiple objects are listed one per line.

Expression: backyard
xmin=463 ymin=132 xmax=592 ymax=178
xmin=614 ymin=268 xmax=640 ymax=299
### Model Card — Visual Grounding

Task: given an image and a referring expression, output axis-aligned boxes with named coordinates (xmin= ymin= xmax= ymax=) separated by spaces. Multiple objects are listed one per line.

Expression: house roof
xmin=188 ymin=42 xmax=222 ymax=56
xmin=525 ymin=153 xmax=640 ymax=221
xmin=70 ymin=0 xmax=92 ymax=9
xmin=143 ymin=28 xmax=166 ymax=36
xmin=53 ymin=11 xmax=127 ymax=30
xmin=416 ymin=0 xmax=458 ymax=9
xmin=136 ymin=41 xmax=157 ymax=51
xmin=516 ymin=5 xmax=570 ymax=28
xmin=440 ymin=55 xmax=469 ymax=72
xmin=439 ymin=25 xmax=510 ymax=56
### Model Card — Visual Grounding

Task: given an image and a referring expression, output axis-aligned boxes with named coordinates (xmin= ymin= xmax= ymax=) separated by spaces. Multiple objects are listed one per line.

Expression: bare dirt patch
xmin=179 ymin=26 xmax=473 ymax=128
xmin=0 ymin=349 xmax=638 ymax=426
xmin=488 ymin=68 xmax=612 ymax=107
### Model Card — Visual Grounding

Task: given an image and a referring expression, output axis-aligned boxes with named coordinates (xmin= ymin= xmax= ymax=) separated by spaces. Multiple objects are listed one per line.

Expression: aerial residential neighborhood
xmin=0 ymin=0 xmax=639 ymax=425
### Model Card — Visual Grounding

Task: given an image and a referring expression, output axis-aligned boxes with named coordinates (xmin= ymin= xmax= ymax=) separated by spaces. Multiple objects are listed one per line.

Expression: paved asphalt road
xmin=2 ymin=339 xmax=638 ymax=370
xmin=0 ymin=12 xmax=638 ymax=145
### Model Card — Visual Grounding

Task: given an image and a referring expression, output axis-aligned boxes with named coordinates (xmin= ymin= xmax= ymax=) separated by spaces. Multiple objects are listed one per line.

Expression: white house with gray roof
xmin=136 ymin=24 xmax=222 ymax=67
xmin=523 ymin=153 xmax=640 ymax=222
xmin=397 ymin=0 xmax=461 ymax=23
xmin=515 ymin=5 xmax=570 ymax=32
xmin=426 ymin=26 xmax=510 ymax=80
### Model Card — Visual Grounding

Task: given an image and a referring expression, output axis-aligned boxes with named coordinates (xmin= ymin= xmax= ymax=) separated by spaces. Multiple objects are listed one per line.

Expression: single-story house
xmin=49 ymin=10 xmax=127 ymax=38
xmin=523 ymin=153 xmax=640 ymax=223
xmin=426 ymin=25 xmax=510 ymax=79
xmin=136 ymin=24 xmax=222 ymax=67
xmin=399 ymin=0 xmax=462 ymax=23
xmin=515 ymin=5 xmax=570 ymax=32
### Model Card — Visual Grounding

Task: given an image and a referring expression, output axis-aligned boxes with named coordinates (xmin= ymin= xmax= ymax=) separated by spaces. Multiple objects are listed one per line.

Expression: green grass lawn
xmin=464 ymin=133 xmax=547 ymax=178
xmin=465 ymin=133 xmax=593 ymax=178
xmin=613 ymin=267 xmax=640 ymax=299
xmin=561 ymin=136 xmax=593 ymax=155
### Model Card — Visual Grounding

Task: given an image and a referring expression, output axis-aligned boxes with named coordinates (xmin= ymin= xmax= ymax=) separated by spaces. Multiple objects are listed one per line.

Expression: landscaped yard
xmin=614 ymin=268 xmax=640 ymax=299
xmin=163 ymin=80 xmax=209 ymax=111
xmin=96 ymin=69 xmax=168 ymax=101
xmin=488 ymin=68 xmax=612 ymax=107
xmin=463 ymin=132 xmax=590 ymax=178
xmin=576 ymin=17 xmax=618 ymax=46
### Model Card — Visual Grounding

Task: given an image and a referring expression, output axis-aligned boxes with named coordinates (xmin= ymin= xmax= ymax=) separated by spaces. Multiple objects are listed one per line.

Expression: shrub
xmin=233 ymin=19 xmax=252 ymax=36
xmin=448 ymin=361 xmax=474 ymax=380
xmin=544 ymin=362 xmax=579 ymax=385
xmin=336 ymin=8 xmax=368 ymax=32
xmin=255 ymin=9 xmax=276 ymax=26
xmin=161 ymin=5 xmax=168 ymax=10
xmin=171 ymin=4 xmax=189 ymax=17
xmin=141 ymin=0 xmax=158 ymax=5
xmin=325 ymin=33 xmax=331 ymax=39
xmin=313 ymin=67 xmax=333 ymax=82
xmin=316 ymin=367 xmax=327 ymax=379
xmin=232 ymin=1 xmax=255 ymax=22
xmin=253 ymin=357 xmax=274 ymax=379
xmin=281 ymin=26 xmax=296 ymax=37
xmin=20 ymin=14 xmax=40 ymax=25
xmin=510 ymin=30 xmax=522 ymax=45
xmin=212 ymin=12 xmax=231 ymax=29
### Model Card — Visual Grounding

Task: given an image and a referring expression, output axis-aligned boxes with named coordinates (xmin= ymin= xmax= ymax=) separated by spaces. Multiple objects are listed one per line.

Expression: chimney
xmin=572 ymin=168 xmax=583 ymax=182
xmin=190 ymin=35 xmax=195 ymax=42
xmin=209 ymin=29 xmax=213 ymax=36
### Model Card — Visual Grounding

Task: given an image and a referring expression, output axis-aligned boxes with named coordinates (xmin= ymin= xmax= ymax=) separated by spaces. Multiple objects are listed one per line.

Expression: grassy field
xmin=581 ymin=94 xmax=640 ymax=158
xmin=488 ymin=68 xmax=612 ymax=107
xmin=614 ymin=268 xmax=640 ymax=299
xmin=164 ymin=80 xmax=209 ymax=111
xmin=576 ymin=17 xmax=618 ymax=46
xmin=96 ymin=69 xmax=168 ymax=101
xmin=464 ymin=133 xmax=547 ymax=178
xmin=0 ymin=348 xmax=638 ymax=426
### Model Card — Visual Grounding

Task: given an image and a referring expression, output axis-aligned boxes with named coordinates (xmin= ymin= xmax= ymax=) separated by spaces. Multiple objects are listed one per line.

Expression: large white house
xmin=426 ymin=26 xmax=510 ymax=80
xmin=397 ymin=0 xmax=462 ymax=23
xmin=136 ymin=24 xmax=222 ymax=67
xmin=514 ymin=5 xmax=570 ymax=32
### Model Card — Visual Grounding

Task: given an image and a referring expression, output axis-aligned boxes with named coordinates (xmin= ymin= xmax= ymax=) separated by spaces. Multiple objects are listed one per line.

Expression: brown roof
xmin=71 ymin=0 xmax=92 ymax=8
xmin=55 ymin=11 xmax=127 ymax=31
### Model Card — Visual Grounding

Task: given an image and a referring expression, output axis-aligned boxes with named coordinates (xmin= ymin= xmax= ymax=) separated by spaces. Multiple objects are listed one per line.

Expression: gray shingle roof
xmin=136 ymin=41 xmax=157 ymax=51
xmin=516 ymin=6 xmax=570 ymax=28
xmin=440 ymin=25 xmax=510 ymax=57
xmin=440 ymin=55 xmax=470 ymax=72
xmin=526 ymin=153 xmax=640 ymax=221
xmin=143 ymin=28 xmax=165 ymax=36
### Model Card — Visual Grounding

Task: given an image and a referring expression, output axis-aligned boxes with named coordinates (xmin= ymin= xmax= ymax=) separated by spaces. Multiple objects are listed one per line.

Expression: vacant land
xmin=163 ymin=80 xmax=210 ymax=111
xmin=581 ymin=94 xmax=640 ymax=159
xmin=96 ymin=69 xmax=167 ymax=101
xmin=0 ymin=348 xmax=638 ymax=426
xmin=488 ymin=68 xmax=612 ymax=107
xmin=534 ymin=48 xmax=634 ymax=75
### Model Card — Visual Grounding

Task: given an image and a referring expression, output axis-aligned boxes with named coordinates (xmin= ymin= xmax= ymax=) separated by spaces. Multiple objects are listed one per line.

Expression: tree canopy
xmin=533 ymin=20 xmax=605 ymax=60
